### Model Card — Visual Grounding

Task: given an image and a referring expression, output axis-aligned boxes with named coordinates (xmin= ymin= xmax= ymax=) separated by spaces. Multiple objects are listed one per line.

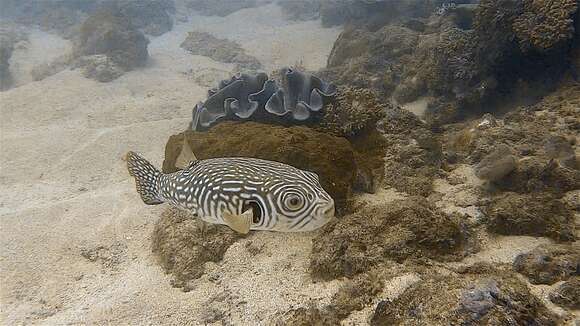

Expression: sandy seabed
xmin=0 ymin=4 xmax=575 ymax=325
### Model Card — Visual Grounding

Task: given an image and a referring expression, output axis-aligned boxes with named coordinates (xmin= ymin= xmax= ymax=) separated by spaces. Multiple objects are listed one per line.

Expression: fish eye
xmin=284 ymin=193 xmax=304 ymax=210
xmin=307 ymin=193 xmax=314 ymax=201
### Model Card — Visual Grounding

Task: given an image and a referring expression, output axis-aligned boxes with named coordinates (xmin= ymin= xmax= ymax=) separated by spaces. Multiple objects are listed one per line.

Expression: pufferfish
xmin=125 ymin=140 xmax=335 ymax=234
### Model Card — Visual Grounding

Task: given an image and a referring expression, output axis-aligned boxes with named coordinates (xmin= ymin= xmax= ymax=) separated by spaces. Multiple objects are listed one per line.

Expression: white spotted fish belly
xmin=126 ymin=151 xmax=335 ymax=233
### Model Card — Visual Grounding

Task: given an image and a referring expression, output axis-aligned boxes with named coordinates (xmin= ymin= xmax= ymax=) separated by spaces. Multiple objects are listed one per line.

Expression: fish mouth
xmin=323 ymin=202 xmax=335 ymax=220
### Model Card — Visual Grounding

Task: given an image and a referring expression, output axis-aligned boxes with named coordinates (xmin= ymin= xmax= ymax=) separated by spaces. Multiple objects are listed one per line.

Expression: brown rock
xmin=162 ymin=122 xmax=357 ymax=212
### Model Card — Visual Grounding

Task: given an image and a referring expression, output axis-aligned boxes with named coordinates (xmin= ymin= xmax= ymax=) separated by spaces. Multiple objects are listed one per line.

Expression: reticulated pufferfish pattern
xmin=126 ymin=151 xmax=335 ymax=233
xmin=190 ymin=67 xmax=337 ymax=131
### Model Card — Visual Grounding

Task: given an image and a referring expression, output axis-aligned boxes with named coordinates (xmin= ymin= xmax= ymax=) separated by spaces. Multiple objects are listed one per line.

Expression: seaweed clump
xmin=310 ymin=198 xmax=466 ymax=280
xmin=370 ymin=265 xmax=560 ymax=325
xmin=152 ymin=207 xmax=243 ymax=289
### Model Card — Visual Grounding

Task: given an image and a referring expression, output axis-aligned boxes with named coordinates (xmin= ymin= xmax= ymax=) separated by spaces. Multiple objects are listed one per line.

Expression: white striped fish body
xmin=127 ymin=152 xmax=335 ymax=232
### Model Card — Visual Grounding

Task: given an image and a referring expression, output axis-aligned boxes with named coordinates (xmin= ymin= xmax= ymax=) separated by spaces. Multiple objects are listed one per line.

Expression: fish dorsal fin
xmin=175 ymin=135 xmax=198 ymax=170
xmin=223 ymin=208 xmax=253 ymax=234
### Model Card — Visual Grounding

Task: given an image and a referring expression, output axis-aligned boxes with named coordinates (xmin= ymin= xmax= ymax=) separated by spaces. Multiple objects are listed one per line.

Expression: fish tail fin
xmin=126 ymin=151 xmax=164 ymax=205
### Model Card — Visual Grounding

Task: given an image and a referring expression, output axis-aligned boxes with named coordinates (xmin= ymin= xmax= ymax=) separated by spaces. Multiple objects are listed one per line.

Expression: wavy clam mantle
xmin=190 ymin=67 xmax=337 ymax=131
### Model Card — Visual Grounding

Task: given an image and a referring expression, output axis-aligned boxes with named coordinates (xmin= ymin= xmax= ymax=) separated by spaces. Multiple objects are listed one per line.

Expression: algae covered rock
xmin=370 ymin=266 xmax=560 ymax=325
xmin=186 ymin=0 xmax=258 ymax=17
xmin=380 ymin=107 xmax=443 ymax=196
xmin=163 ymin=121 xmax=357 ymax=211
xmin=0 ymin=23 xmax=27 ymax=90
xmin=0 ymin=37 xmax=14 ymax=90
xmin=277 ymin=0 xmax=321 ymax=21
xmin=550 ymin=277 xmax=580 ymax=309
xmin=321 ymin=25 xmax=419 ymax=97
xmin=152 ymin=207 xmax=243 ymax=288
xmin=310 ymin=198 xmax=467 ymax=280
xmin=76 ymin=54 xmax=124 ymax=82
xmin=114 ymin=0 xmax=175 ymax=36
xmin=474 ymin=144 xmax=517 ymax=182
xmin=485 ymin=192 xmax=576 ymax=241
xmin=513 ymin=244 xmax=579 ymax=285
xmin=180 ymin=31 xmax=261 ymax=72
xmin=273 ymin=303 xmax=337 ymax=326
xmin=38 ymin=6 xmax=85 ymax=39
xmin=319 ymin=86 xmax=387 ymax=138
xmin=275 ymin=267 xmax=398 ymax=325
xmin=495 ymin=157 xmax=580 ymax=195
xmin=73 ymin=8 xmax=149 ymax=81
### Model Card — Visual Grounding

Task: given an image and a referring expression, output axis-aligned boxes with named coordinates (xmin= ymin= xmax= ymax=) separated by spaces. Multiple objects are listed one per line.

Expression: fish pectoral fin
xmin=223 ymin=208 xmax=253 ymax=234
xmin=175 ymin=135 xmax=198 ymax=170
